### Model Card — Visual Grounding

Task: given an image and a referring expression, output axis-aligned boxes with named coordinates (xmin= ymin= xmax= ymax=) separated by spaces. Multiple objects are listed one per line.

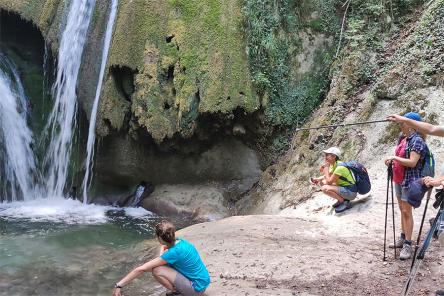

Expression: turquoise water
xmin=0 ymin=202 xmax=188 ymax=296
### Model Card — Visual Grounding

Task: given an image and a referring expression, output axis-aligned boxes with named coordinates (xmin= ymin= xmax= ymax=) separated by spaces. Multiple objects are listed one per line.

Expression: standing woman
xmin=385 ymin=112 xmax=427 ymax=260
xmin=385 ymin=132 xmax=406 ymax=249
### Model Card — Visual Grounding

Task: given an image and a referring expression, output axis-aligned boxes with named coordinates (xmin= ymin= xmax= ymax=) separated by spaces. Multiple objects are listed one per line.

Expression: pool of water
xmin=0 ymin=199 xmax=189 ymax=296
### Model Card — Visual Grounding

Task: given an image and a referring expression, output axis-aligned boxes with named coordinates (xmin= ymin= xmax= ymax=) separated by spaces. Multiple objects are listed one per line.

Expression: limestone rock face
xmin=98 ymin=0 xmax=259 ymax=143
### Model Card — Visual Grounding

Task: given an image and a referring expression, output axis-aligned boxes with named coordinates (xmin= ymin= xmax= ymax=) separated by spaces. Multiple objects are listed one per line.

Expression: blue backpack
xmin=406 ymin=135 xmax=435 ymax=177
xmin=422 ymin=148 xmax=435 ymax=177
xmin=338 ymin=161 xmax=371 ymax=194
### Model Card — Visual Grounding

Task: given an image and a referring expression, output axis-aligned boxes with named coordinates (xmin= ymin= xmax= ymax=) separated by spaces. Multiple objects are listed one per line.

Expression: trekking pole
xmin=410 ymin=188 xmax=433 ymax=270
xmin=402 ymin=192 xmax=443 ymax=296
xmin=389 ymin=164 xmax=397 ymax=259
xmin=383 ymin=163 xmax=391 ymax=261
xmin=293 ymin=119 xmax=389 ymax=132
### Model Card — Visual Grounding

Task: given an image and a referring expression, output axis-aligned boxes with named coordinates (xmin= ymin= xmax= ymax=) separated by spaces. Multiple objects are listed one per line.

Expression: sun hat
xmin=322 ymin=147 xmax=342 ymax=159
xmin=403 ymin=112 xmax=422 ymax=122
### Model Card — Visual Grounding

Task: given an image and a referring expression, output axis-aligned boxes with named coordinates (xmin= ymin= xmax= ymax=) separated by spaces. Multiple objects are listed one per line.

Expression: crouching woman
xmin=113 ymin=220 xmax=210 ymax=296
xmin=311 ymin=147 xmax=357 ymax=213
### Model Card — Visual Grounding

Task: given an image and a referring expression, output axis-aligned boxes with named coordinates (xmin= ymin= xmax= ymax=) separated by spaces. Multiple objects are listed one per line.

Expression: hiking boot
xmin=399 ymin=243 xmax=413 ymax=260
xmin=436 ymin=290 xmax=444 ymax=295
xmin=389 ymin=237 xmax=405 ymax=249
xmin=332 ymin=200 xmax=341 ymax=208
xmin=335 ymin=200 xmax=351 ymax=213
xmin=165 ymin=291 xmax=181 ymax=296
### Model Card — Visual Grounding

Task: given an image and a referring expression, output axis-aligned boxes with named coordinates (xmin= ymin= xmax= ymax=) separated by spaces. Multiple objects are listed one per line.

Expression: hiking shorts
xmin=338 ymin=186 xmax=357 ymax=200
xmin=394 ymin=183 xmax=408 ymax=202
xmin=173 ymin=272 xmax=205 ymax=296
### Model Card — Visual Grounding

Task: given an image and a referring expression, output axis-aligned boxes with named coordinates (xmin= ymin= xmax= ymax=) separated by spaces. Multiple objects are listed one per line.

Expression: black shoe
xmin=332 ymin=201 xmax=341 ymax=208
xmin=335 ymin=201 xmax=351 ymax=213
xmin=166 ymin=291 xmax=181 ymax=296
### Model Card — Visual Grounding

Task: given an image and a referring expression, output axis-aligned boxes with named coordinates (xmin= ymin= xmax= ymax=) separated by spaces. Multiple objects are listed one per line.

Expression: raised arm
xmin=322 ymin=166 xmax=340 ymax=185
xmin=387 ymin=114 xmax=444 ymax=137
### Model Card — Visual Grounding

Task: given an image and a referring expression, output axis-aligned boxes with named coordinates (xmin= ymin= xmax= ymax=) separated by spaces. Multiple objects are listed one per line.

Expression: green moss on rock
xmin=102 ymin=0 xmax=258 ymax=142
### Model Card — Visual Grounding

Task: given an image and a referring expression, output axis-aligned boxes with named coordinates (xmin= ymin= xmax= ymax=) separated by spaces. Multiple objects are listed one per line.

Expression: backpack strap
xmin=336 ymin=162 xmax=356 ymax=185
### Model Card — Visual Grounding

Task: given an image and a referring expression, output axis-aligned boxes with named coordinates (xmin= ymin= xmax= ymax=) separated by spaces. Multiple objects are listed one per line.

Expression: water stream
xmin=44 ymin=0 xmax=96 ymax=199
xmin=82 ymin=0 xmax=118 ymax=204
xmin=0 ymin=54 xmax=41 ymax=202
xmin=0 ymin=2 xmax=175 ymax=294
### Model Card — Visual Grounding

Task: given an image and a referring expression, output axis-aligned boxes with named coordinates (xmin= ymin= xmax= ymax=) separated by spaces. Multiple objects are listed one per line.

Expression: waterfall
xmin=81 ymin=0 xmax=118 ymax=204
xmin=44 ymin=0 xmax=96 ymax=198
xmin=0 ymin=54 xmax=40 ymax=201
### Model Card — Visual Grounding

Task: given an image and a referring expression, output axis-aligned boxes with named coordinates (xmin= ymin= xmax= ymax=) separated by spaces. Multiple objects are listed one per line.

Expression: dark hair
xmin=155 ymin=220 xmax=176 ymax=244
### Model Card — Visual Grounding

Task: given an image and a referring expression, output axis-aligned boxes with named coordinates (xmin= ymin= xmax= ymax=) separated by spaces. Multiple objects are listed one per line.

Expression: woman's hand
xmin=385 ymin=156 xmax=396 ymax=163
xmin=112 ymin=288 xmax=122 ymax=296
xmin=310 ymin=177 xmax=322 ymax=185
xmin=384 ymin=158 xmax=394 ymax=166
xmin=423 ymin=177 xmax=442 ymax=187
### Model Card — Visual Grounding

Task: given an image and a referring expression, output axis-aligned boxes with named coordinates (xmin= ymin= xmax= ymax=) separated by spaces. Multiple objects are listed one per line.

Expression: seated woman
xmin=311 ymin=146 xmax=357 ymax=213
xmin=113 ymin=220 xmax=210 ymax=296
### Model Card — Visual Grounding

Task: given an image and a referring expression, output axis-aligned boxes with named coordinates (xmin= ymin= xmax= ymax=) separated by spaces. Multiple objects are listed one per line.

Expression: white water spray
xmin=81 ymin=0 xmax=118 ymax=204
xmin=44 ymin=0 xmax=96 ymax=198
xmin=0 ymin=54 xmax=40 ymax=201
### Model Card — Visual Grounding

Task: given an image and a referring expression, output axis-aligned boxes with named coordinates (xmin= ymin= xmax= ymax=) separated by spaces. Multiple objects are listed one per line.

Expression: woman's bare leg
xmin=400 ymin=200 xmax=413 ymax=241
xmin=397 ymin=197 xmax=405 ymax=234
xmin=152 ymin=266 xmax=178 ymax=291
xmin=321 ymin=185 xmax=345 ymax=203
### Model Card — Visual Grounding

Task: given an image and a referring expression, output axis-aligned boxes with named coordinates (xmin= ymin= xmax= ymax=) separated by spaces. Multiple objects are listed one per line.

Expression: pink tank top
xmin=393 ymin=137 xmax=406 ymax=184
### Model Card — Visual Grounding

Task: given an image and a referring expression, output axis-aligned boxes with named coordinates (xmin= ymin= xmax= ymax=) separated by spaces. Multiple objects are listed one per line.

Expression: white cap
xmin=322 ymin=147 xmax=342 ymax=159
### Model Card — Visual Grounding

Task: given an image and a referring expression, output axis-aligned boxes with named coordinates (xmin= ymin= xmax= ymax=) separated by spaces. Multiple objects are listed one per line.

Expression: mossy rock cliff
xmin=98 ymin=0 xmax=259 ymax=142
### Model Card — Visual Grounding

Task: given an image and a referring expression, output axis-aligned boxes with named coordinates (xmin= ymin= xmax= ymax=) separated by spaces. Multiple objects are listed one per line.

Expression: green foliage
xmin=311 ymin=0 xmax=341 ymax=35
xmin=342 ymin=0 xmax=424 ymax=55
xmin=243 ymin=0 xmax=336 ymax=127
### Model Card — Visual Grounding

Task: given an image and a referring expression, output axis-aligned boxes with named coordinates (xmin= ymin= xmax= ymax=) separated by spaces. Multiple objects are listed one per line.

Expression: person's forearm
xmin=116 ymin=257 xmax=165 ymax=287
xmin=116 ymin=267 xmax=145 ymax=287
xmin=392 ymin=156 xmax=418 ymax=168
xmin=405 ymin=119 xmax=444 ymax=137
xmin=323 ymin=168 xmax=335 ymax=184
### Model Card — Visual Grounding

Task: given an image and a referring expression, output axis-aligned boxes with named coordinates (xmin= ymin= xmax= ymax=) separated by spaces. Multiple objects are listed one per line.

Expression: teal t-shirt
xmin=160 ymin=238 xmax=210 ymax=292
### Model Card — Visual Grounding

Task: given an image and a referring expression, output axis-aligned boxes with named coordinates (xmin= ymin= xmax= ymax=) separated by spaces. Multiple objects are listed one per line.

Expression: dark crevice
xmin=195 ymin=88 xmax=201 ymax=104
xmin=166 ymin=34 xmax=175 ymax=43
xmin=166 ymin=65 xmax=174 ymax=82
xmin=110 ymin=65 xmax=137 ymax=102
xmin=163 ymin=101 xmax=171 ymax=110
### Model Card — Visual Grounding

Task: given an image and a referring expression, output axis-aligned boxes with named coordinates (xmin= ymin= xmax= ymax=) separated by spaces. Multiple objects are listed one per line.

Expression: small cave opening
xmin=0 ymin=10 xmax=46 ymax=64
xmin=110 ymin=65 xmax=137 ymax=102
xmin=165 ymin=34 xmax=175 ymax=43
xmin=166 ymin=65 xmax=175 ymax=82
xmin=163 ymin=101 xmax=171 ymax=110
xmin=0 ymin=9 xmax=53 ymax=137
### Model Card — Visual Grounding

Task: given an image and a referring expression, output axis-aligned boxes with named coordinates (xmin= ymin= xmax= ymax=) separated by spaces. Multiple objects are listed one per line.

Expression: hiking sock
xmin=400 ymin=233 xmax=405 ymax=240
xmin=404 ymin=240 xmax=412 ymax=246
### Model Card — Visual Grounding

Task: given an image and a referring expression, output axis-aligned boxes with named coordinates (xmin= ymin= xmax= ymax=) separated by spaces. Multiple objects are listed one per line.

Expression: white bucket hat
xmin=322 ymin=147 xmax=342 ymax=159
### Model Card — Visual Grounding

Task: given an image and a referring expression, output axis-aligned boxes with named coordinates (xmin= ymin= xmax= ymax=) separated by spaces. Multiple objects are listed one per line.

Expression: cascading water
xmin=0 ymin=54 xmax=40 ymax=201
xmin=44 ymin=0 xmax=96 ymax=198
xmin=82 ymin=0 xmax=118 ymax=204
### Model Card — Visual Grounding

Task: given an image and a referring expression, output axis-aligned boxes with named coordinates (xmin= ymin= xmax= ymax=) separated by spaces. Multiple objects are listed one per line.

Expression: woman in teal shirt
xmin=113 ymin=220 xmax=210 ymax=296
